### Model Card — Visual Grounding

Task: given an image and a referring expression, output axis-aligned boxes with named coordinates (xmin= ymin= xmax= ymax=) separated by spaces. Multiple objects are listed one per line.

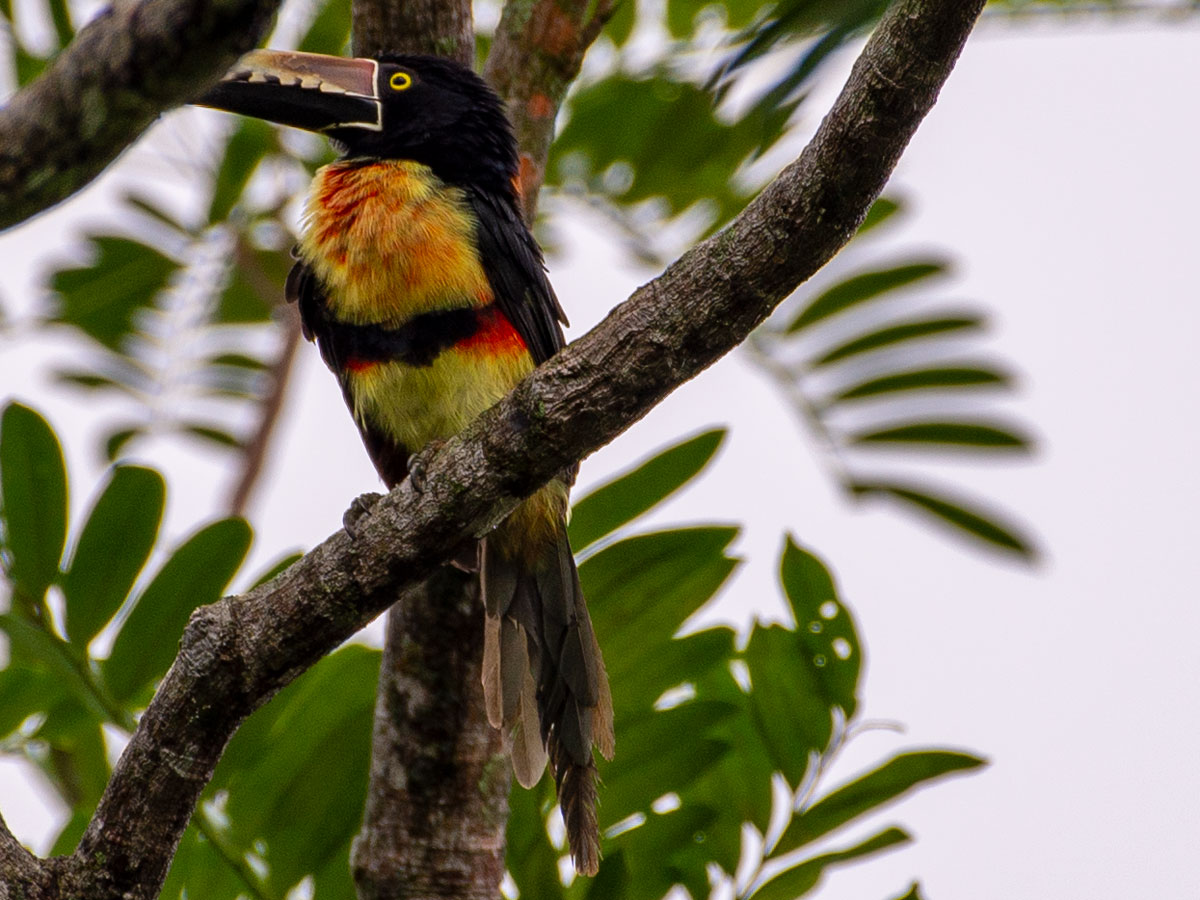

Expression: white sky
xmin=2 ymin=15 xmax=1199 ymax=900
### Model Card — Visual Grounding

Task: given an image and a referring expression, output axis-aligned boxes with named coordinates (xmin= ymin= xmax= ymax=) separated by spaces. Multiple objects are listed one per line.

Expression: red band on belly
xmin=458 ymin=306 xmax=526 ymax=354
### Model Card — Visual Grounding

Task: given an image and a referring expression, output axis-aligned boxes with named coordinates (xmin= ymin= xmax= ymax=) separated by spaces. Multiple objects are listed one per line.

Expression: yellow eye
xmin=389 ymin=71 xmax=413 ymax=91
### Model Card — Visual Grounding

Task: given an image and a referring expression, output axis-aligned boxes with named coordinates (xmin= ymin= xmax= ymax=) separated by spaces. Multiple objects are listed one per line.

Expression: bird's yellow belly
xmin=346 ymin=344 xmax=533 ymax=452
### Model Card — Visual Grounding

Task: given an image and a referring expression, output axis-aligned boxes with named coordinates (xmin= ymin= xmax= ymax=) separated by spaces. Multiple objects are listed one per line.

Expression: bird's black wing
xmin=468 ymin=189 xmax=566 ymax=366
xmin=285 ymin=257 xmax=410 ymax=486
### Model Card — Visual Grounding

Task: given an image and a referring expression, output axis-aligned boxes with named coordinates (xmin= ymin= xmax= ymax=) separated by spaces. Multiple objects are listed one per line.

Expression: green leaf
xmin=103 ymin=427 xmax=143 ymax=462
xmin=181 ymin=424 xmax=242 ymax=449
xmin=851 ymin=481 xmax=1037 ymax=558
xmin=849 ymin=420 xmax=1032 ymax=451
xmin=212 ymin=646 xmax=378 ymax=896
xmin=786 ymin=262 xmax=947 ymax=333
xmin=583 ymin=528 xmax=739 ymax=684
xmin=104 ymin=518 xmax=251 ymax=703
xmin=551 ymin=73 xmax=780 ymax=225
xmin=506 ymin=779 xmax=565 ymax=899
xmin=857 ymin=195 xmax=903 ymax=234
xmin=297 ymin=0 xmax=351 ymax=55
xmin=44 ymin=0 xmax=73 ymax=49
xmin=1 ymin=403 xmax=68 ymax=603
xmin=214 ymin=243 xmax=290 ymax=324
xmin=811 ymin=314 xmax=984 ymax=366
xmin=51 ymin=370 xmax=132 ymax=395
xmin=599 ymin=700 xmax=735 ymax=828
xmin=49 ymin=808 xmax=91 ymax=856
xmin=61 ymin=466 xmax=165 ymax=648
xmin=207 ymin=119 xmax=276 ymax=223
xmin=0 ymin=665 xmax=66 ymax=739
xmin=35 ymin=700 xmax=110 ymax=808
xmin=778 ymin=537 xmax=860 ymax=718
xmin=775 ymin=751 xmax=985 ymax=856
xmin=606 ymin=804 xmax=720 ymax=900
xmin=120 ymin=191 xmax=193 ymax=236
xmin=749 ymin=827 xmax=910 ymax=900
xmin=889 ymin=882 xmax=924 ymax=900
xmin=0 ymin=616 xmax=105 ymax=720
xmin=829 ymin=364 xmax=1009 ymax=403
xmin=248 ymin=551 xmax=303 ymax=589
xmin=570 ymin=429 xmax=725 ymax=551
xmin=49 ymin=236 xmax=178 ymax=350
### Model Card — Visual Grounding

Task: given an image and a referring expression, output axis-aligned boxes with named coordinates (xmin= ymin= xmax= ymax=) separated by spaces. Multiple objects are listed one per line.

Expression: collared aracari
xmin=197 ymin=50 xmax=613 ymax=874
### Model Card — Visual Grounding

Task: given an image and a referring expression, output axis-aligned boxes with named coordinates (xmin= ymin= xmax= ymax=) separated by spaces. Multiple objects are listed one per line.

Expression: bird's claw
xmin=343 ymin=491 xmax=383 ymax=538
xmin=408 ymin=439 xmax=446 ymax=494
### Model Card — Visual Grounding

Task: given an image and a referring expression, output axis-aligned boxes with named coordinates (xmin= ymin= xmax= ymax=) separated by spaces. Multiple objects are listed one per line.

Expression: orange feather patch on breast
xmin=300 ymin=160 xmax=493 ymax=326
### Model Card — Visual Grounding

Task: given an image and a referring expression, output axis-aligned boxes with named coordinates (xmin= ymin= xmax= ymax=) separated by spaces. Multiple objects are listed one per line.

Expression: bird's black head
xmin=196 ymin=50 xmax=519 ymax=196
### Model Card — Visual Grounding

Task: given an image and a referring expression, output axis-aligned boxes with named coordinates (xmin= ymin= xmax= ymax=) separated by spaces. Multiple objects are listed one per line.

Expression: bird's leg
xmin=407 ymin=438 xmax=446 ymax=494
xmin=343 ymin=491 xmax=383 ymax=538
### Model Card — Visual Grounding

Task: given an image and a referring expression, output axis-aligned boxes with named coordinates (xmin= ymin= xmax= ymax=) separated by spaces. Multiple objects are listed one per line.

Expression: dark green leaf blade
xmin=506 ymin=779 xmax=565 ymax=900
xmin=778 ymin=537 xmax=861 ymax=717
xmin=749 ymin=827 xmax=910 ymax=900
xmin=889 ymin=882 xmax=924 ymax=900
xmin=830 ymin=364 xmax=1009 ymax=403
xmin=570 ymin=429 xmax=725 ymax=551
xmin=851 ymin=480 xmax=1037 ymax=558
xmin=62 ymin=466 xmax=165 ymax=648
xmin=104 ymin=518 xmax=252 ymax=703
xmin=0 ymin=403 xmax=68 ymax=603
xmin=812 ymin=313 xmax=984 ymax=366
xmin=0 ymin=615 xmax=105 ymax=720
xmin=786 ymin=262 xmax=947 ymax=333
xmin=849 ymin=420 xmax=1032 ymax=451
xmin=49 ymin=236 xmax=178 ymax=350
xmin=775 ymin=751 xmax=985 ymax=856
xmin=583 ymin=527 xmax=739 ymax=684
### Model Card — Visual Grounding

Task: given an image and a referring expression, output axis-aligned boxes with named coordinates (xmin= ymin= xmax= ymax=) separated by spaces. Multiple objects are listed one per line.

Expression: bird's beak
xmin=196 ymin=49 xmax=382 ymax=134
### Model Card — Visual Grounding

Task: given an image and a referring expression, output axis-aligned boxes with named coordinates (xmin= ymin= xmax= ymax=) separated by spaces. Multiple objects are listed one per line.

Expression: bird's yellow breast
xmin=299 ymin=159 xmax=493 ymax=326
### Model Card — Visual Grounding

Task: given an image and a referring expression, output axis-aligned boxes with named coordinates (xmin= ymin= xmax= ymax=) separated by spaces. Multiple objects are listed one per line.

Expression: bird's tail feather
xmin=481 ymin=509 xmax=613 ymax=875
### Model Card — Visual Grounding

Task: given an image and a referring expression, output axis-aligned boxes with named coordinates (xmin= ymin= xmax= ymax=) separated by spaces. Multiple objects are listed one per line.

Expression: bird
xmin=197 ymin=49 xmax=614 ymax=874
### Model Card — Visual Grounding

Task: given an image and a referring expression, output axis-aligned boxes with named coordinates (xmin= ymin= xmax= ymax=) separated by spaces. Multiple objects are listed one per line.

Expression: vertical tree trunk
xmin=352 ymin=567 xmax=511 ymax=900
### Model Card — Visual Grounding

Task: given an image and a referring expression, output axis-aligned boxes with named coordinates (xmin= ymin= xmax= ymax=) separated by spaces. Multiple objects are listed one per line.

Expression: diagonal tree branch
xmin=0 ymin=0 xmax=985 ymax=895
xmin=0 ymin=0 xmax=279 ymax=231
xmin=484 ymin=0 xmax=618 ymax=220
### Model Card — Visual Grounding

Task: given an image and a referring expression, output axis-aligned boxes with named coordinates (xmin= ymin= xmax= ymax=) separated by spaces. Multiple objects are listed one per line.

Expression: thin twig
xmin=227 ymin=303 xmax=303 ymax=517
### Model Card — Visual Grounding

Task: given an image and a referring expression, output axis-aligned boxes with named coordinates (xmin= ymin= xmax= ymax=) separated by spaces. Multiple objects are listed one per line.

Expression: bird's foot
xmin=407 ymin=439 xmax=446 ymax=494
xmin=342 ymin=491 xmax=383 ymax=538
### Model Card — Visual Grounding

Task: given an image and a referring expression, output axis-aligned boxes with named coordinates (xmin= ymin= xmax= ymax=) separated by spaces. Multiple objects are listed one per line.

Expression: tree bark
xmin=0 ymin=0 xmax=987 ymax=896
xmin=483 ymin=0 xmax=618 ymax=220
xmin=0 ymin=0 xmax=277 ymax=231
xmin=352 ymin=567 xmax=510 ymax=900
xmin=351 ymin=0 xmax=474 ymax=64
